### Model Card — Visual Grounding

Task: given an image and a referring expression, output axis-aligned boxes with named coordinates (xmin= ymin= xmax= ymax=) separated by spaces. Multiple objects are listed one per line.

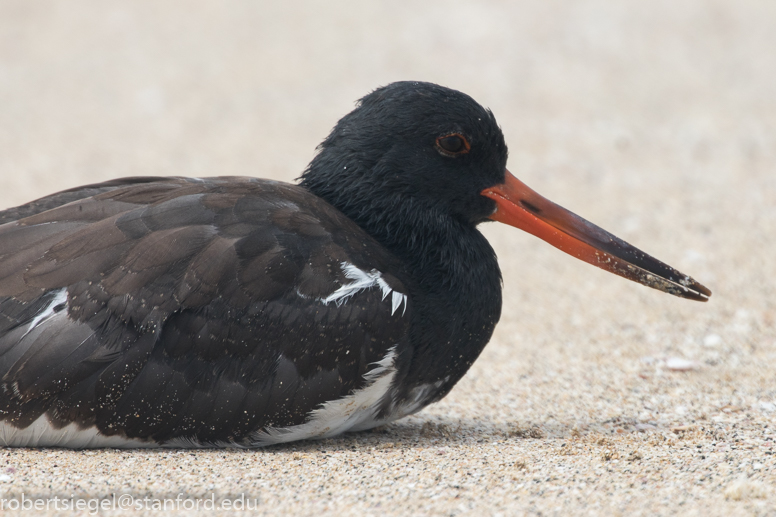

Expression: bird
xmin=0 ymin=81 xmax=710 ymax=448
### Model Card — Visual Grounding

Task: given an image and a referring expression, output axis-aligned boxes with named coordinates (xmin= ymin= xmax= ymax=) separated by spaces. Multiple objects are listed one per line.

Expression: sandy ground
xmin=1 ymin=1 xmax=775 ymax=515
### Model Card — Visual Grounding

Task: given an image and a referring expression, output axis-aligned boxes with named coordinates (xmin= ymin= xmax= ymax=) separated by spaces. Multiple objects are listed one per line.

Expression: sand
xmin=0 ymin=1 xmax=774 ymax=515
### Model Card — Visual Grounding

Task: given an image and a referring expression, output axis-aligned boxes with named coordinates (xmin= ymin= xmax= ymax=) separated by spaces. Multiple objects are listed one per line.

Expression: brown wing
xmin=0 ymin=177 xmax=411 ymax=445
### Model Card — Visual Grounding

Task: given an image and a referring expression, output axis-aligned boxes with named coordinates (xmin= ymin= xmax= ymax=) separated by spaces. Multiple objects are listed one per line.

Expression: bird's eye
xmin=435 ymin=133 xmax=471 ymax=156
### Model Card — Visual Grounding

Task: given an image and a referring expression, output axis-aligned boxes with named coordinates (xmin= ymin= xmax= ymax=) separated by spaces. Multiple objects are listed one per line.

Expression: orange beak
xmin=481 ymin=169 xmax=711 ymax=301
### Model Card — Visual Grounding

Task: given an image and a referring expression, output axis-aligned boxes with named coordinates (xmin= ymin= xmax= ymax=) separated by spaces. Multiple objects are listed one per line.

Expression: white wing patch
xmin=391 ymin=291 xmax=405 ymax=316
xmin=318 ymin=262 xmax=407 ymax=316
xmin=250 ymin=347 xmax=400 ymax=445
xmin=24 ymin=288 xmax=68 ymax=338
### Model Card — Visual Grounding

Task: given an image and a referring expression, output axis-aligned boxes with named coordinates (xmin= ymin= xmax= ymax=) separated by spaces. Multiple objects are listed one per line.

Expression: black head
xmin=299 ymin=81 xmax=712 ymax=303
xmin=299 ymin=81 xmax=508 ymax=229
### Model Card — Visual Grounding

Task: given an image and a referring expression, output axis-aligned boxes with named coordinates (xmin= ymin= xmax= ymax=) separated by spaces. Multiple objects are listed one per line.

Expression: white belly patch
xmin=0 ymin=416 xmax=156 ymax=448
xmin=249 ymin=346 xmax=401 ymax=446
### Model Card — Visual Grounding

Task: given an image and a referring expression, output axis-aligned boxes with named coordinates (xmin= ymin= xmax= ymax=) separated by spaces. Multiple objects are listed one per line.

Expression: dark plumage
xmin=0 ymin=82 xmax=709 ymax=448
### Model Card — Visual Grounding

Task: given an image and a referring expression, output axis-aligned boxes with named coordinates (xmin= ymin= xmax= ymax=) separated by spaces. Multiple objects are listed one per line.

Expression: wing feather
xmin=0 ymin=177 xmax=411 ymax=445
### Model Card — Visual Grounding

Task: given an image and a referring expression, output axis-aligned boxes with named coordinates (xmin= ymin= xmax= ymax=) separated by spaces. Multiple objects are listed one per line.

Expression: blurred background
xmin=1 ymin=1 xmax=775 ymax=511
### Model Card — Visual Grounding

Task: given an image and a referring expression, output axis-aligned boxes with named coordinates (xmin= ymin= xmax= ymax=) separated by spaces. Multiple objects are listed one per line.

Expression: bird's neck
xmin=357 ymin=206 xmax=503 ymax=392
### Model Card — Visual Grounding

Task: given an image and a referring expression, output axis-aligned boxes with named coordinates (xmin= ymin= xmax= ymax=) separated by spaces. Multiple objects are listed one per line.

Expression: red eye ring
xmin=435 ymin=133 xmax=471 ymax=156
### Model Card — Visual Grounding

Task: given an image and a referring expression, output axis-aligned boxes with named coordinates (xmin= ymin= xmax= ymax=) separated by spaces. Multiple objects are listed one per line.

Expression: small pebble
xmin=666 ymin=357 xmax=699 ymax=371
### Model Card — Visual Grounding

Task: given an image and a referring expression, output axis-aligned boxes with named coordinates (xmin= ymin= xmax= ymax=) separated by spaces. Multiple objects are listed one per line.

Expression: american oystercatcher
xmin=0 ymin=82 xmax=710 ymax=448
